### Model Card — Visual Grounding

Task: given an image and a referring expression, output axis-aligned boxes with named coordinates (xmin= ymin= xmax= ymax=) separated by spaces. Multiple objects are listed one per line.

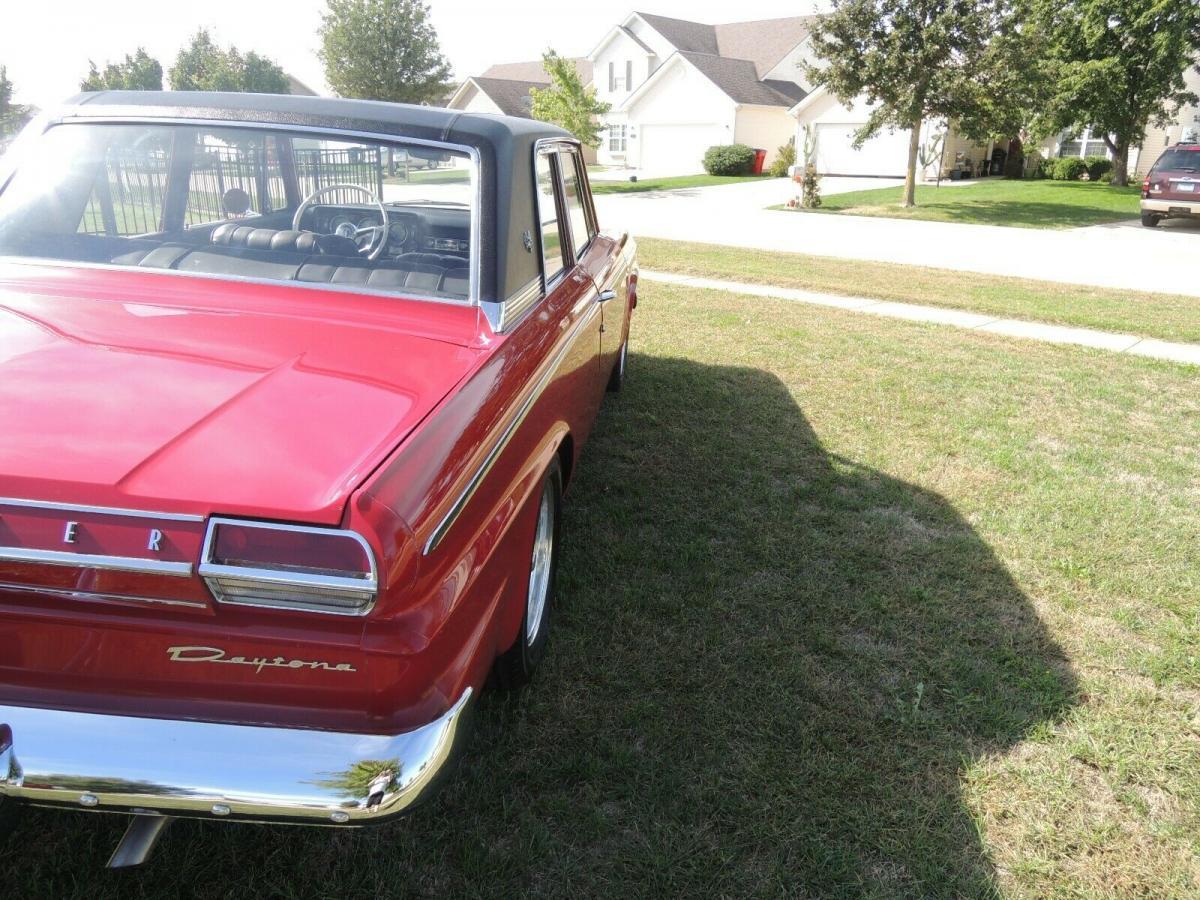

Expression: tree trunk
xmin=903 ymin=118 xmax=923 ymax=208
xmin=1111 ymin=141 xmax=1130 ymax=187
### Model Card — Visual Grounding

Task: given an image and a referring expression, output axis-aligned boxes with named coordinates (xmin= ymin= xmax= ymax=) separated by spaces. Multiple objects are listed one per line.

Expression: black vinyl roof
xmin=59 ymin=91 xmax=570 ymax=147
xmin=52 ymin=91 xmax=576 ymax=301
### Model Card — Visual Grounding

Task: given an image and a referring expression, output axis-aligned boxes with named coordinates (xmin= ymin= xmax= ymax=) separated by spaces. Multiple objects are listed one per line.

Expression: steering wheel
xmin=292 ymin=183 xmax=389 ymax=261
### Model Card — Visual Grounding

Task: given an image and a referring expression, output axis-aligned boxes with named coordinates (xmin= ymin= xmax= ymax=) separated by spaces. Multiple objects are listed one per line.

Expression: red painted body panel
xmin=0 ymin=230 xmax=636 ymax=733
xmin=0 ymin=262 xmax=483 ymax=523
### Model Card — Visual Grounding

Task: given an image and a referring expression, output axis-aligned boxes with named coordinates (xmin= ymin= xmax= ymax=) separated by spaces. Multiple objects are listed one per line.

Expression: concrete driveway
xmin=595 ymin=179 xmax=1199 ymax=297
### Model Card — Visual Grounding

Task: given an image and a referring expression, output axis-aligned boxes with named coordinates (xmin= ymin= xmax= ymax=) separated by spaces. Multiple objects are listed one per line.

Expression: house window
xmin=608 ymin=62 xmax=615 ymax=92
xmin=1058 ymin=127 xmax=1111 ymax=159
xmin=626 ymin=60 xmax=633 ymax=92
xmin=608 ymin=125 xmax=627 ymax=154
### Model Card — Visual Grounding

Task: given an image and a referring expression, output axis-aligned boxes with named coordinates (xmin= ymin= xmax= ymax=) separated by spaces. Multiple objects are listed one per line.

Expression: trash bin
xmin=752 ymin=148 xmax=767 ymax=175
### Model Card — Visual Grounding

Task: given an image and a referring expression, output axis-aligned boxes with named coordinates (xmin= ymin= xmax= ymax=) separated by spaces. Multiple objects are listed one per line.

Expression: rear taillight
xmin=199 ymin=518 xmax=378 ymax=615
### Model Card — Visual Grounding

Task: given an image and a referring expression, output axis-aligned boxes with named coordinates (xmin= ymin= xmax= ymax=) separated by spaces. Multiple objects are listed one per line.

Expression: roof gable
xmin=623 ymin=51 xmax=801 ymax=111
xmin=467 ymin=77 xmax=544 ymax=118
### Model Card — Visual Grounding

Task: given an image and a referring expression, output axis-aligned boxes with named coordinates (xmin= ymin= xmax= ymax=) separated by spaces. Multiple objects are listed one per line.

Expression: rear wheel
xmin=606 ymin=340 xmax=628 ymax=393
xmin=494 ymin=458 xmax=562 ymax=689
xmin=1141 ymin=212 xmax=1161 ymax=228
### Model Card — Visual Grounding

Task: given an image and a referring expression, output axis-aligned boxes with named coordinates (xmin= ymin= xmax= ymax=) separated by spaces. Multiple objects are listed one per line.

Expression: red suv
xmin=1142 ymin=143 xmax=1200 ymax=227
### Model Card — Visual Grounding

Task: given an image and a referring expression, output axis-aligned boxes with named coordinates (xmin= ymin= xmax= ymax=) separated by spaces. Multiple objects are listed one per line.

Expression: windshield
xmin=1151 ymin=147 xmax=1200 ymax=173
xmin=0 ymin=122 xmax=475 ymax=301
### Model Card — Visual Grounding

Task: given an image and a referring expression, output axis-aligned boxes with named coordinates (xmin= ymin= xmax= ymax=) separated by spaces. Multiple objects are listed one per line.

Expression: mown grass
xmin=637 ymin=237 xmax=1200 ymax=344
xmin=3 ymin=283 xmax=1198 ymax=896
xmin=783 ymin=179 xmax=1141 ymax=229
xmin=591 ymin=174 xmax=778 ymax=194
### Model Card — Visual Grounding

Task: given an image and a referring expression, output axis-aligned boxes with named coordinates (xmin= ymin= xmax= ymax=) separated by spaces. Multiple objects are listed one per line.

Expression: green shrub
xmin=703 ymin=144 xmax=756 ymax=176
xmin=767 ymin=139 xmax=796 ymax=178
xmin=1052 ymin=157 xmax=1088 ymax=181
xmin=1098 ymin=170 xmax=1114 ymax=184
xmin=1083 ymin=155 xmax=1113 ymax=182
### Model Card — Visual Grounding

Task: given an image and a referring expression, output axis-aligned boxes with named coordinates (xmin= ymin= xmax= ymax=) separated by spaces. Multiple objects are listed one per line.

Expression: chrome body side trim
xmin=0 ymin=582 xmax=207 ymax=609
xmin=423 ymin=301 xmax=601 ymax=555
xmin=0 ymin=688 xmax=473 ymax=826
xmin=5 ymin=117 xmax=483 ymax=309
xmin=0 ymin=548 xmax=192 ymax=577
xmin=198 ymin=517 xmax=379 ymax=617
xmin=0 ymin=497 xmax=204 ymax=523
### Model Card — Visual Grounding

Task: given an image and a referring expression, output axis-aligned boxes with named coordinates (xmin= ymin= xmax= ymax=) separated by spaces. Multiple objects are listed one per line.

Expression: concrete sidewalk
xmin=642 ymin=269 xmax=1200 ymax=366
xmin=596 ymin=181 xmax=1200 ymax=297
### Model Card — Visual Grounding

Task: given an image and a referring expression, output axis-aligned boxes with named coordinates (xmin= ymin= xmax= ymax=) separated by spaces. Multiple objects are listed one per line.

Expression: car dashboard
xmin=308 ymin=204 xmax=471 ymax=261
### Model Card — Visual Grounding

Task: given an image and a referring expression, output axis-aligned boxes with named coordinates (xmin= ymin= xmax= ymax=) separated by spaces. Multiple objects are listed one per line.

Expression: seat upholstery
xmin=210 ymin=223 xmax=318 ymax=253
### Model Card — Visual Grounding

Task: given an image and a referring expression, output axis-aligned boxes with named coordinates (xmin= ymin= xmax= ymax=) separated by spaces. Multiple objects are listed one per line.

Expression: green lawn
xmin=637 ymin=237 xmax=1200 ymax=344
xmin=785 ymin=179 xmax=1142 ymax=229
xmin=591 ymin=173 xmax=779 ymax=194
xmin=383 ymin=167 xmax=470 ymax=185
xmin=4 ymin=281 xmax=1197 ymax=897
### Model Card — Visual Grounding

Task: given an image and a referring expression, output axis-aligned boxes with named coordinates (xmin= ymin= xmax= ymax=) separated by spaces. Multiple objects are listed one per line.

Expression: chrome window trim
xmin=0 ymin=548 xmax=193 ymax=577
xmin=198 ymin=516 xmax=379 ymax=617
xmin=0 ymin=496 xmax=204 ymax=522
xmin=480 ymin=275 xmax=542 ymax=333
xmin=0 ymin=581 xmax=207 ymax=609
xmin=423 ymin=301 xmax=602 ymax=555
xmin=2 ymin=117 xmax=482 ymax=308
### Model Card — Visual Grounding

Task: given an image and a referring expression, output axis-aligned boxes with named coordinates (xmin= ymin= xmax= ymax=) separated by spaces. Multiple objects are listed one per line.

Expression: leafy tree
xmin=81 ymin=48 xmax=163 ymax=92
xmin=529 ymin=50 xmax=611 ymax=146
xmin=0 ymin=66 xmax=12 ymax=124
xmin=0 ymin=65 xmax=33 ymax=139
xmin=319 ymin=0 xmax=451 ymax=103
xmin=1034 ymin=0 xmax=1200 ymax=186
xmin=806 ymin=0 xmax=1019 ymax=207
xmin=168 ymin=29 xmax=289 ymax=94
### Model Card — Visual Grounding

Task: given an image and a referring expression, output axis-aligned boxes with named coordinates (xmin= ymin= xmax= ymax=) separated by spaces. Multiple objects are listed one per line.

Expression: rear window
xmin=0 ymin=122 xmax=475 ymax=301
xmin=1151 ymin=147 xmax=1200 ymax=173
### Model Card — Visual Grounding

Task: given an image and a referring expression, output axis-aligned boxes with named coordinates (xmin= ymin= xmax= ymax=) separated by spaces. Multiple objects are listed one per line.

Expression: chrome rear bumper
xmin=0 ymin=689 xmax=472 ymax=826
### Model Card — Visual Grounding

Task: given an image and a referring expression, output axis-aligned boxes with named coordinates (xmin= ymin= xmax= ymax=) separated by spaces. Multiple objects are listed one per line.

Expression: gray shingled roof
xmin=469 ymin=77 xmax=542 ymax=118
xmin=676 ymin=53 xmax=802 ymax=107
xmin=713 ymin=16 xmax=819 ymax=78
xmin=636 ymin=13 xmax=818 ymax=79
xmin=480 ymin=58 xmax=594 ymax=86
xmin=637 ymin=12 xmax=720 ymax=54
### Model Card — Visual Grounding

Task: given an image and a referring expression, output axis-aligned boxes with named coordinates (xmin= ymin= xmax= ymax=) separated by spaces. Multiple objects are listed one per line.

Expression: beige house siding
xmin=938 ymin=129 xmax=992 ymax=179
xmin=733 ymin=105 xmax=796 ymax=165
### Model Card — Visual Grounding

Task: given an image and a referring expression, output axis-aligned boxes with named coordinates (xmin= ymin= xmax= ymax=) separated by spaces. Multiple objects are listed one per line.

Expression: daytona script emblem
xmin=167 ymin=645 xmax=357 ymax=673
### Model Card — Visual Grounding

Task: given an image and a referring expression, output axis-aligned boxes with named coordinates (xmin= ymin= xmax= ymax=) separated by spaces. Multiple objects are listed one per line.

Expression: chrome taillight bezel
xmin=198 ymin=517 xmax=379 ymax=616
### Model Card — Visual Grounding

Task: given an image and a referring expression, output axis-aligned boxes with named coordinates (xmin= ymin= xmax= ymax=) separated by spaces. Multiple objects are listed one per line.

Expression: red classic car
xmin=0 ymin=92 xmax=636 ymax=865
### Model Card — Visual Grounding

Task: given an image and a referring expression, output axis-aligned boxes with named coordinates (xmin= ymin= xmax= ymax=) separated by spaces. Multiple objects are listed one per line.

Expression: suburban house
xmin=585 ymin=12 xmax=810 ymax=172
xmin=447 ymin=58 xmax=596 ymax=162
xmin=450 ymin=12 xmax=815 ymax=174
xmin=789 ymin=50 xmax=1200 ymax=180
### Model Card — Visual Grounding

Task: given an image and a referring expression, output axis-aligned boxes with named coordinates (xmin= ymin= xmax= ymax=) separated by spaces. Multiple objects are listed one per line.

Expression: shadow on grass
xmin=822 ymin=198 xmax=1135 ymax=228
xmin=0 ymin=354 xmax=1077 ymax=897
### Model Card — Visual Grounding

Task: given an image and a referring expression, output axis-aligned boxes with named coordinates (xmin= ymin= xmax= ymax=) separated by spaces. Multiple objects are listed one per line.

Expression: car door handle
xmin=597 ymin=289 xmax=616 ymax=303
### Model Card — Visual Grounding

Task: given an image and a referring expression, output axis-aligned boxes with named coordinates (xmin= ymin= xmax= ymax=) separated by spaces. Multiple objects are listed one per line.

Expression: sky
xmin=1 ymin=0 xmax=828 ymax=110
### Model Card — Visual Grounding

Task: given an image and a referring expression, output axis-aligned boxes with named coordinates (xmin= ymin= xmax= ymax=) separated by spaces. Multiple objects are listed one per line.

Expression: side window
xmin=558 ymin=150 xmax=594 ymax=257
xmin=534 ymin=150 xmax=564 ymax=285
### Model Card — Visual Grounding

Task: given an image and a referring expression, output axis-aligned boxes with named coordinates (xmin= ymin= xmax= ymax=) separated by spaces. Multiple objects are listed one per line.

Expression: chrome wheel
xmin=526 ymin=482 xmax=554 ymax=643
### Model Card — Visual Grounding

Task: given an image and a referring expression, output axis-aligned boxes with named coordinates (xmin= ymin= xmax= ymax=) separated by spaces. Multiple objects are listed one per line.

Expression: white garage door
xmin=814 ymin=123 xmax=910 ymax=177
xmin=638 ymin=124 xmax=726 ymax=175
